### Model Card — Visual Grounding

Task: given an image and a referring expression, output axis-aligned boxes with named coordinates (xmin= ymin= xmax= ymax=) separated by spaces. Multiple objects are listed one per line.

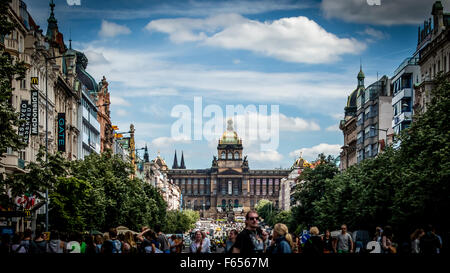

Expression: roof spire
xmin=144 ymin=144 xmax=149 ymax=163
xmin=46 ymin=0 xmax=58 ymax=40
xmin=357 ymin=58 xmax=365 ymax=87
xmin=180 ymin=151 xmax=186 ymax=169
xmin=172 ymin=150 xmax=179 ymax=169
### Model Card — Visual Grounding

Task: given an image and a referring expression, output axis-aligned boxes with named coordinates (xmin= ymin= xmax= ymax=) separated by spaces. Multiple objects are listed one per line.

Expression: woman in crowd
xmin=323 ymin=229 xmax=334 ymax=253
xmin=381 ymin=225 xmax=396 ymax=254
xmin=124 ymin=231 xmax=137 ymax=253
xmin=410 ymin=228 xmax=424 ymax=254
xmin=267 ymin=223 xmax=293 ymax=254
xmin=94 ymin=234 xmax=103 ymax=253
xmin=190 ymin=230 xmax=210 ymax=253
xmin=302 ymin=226 xmax=324 ymax=255
xmin=47 ymin=230 xmax=64 ymax=253
xmin=85 ymin=234 xmax=97 ymax=254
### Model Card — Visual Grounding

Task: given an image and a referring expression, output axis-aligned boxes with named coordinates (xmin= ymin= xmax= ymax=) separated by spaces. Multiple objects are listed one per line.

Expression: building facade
xmin=415 ymin=1 xmax=450 ymax=114
xmin=339 ymin=67 xmax=365 ymax=170
xmin=96 ymin=76 xmax=113 ymax=153
xmin=167 ymin=120 xmax=289 ymax=218
xmin=391 ymin=56 xmax=420 ymax=135
xmin=279 ymin=155 xmax=311 ymax=211
xmin=355 ymin=75 xmax=393 ymax=163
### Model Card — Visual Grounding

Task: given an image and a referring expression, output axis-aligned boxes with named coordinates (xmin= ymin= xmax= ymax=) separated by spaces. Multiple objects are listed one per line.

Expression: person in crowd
xmin=85 ymin=234 xmax=97 ymax=254
xmin=102 ymin=228 xmax=122 ymax=254
xmin=302 ymin=226 xmax=323 ymax=255
xmin=124 ymin=231 xmax=137 ymax=253
xmin=168 ymin=234 xmax=177 ymax=253
xmin=190 ymin=230 xmax=210 ymax=253
xmin=142 ymin=229 xmax=161 ymax=253
xmin=175 ymin=235 xmax=184 ymax=253
xmin=30 ymin=230 xmax=47 ymax=253
xmin=410 ymin=228 xmax=424 ymax=254
xmin=201 ymin=230 xmax=211 ymax=252
xmin=0 ymin=234 xmax=11 ymax=254
xmin=333 ymin=224 xmax=353 ymax=253
xmin=94 ymin=234 xmax=103 ymax=254
xmin=432 ymin=226 xmax=442 ymax=254
xmin=79 ymin=233 xmax=87 ymax=254
xmin=232 ymin=211 xmax=264 ymax=254
xmin=47 ymin=230 xmax=64 ymax=253
xmin=420 ymin=224 xmax=441 ymax=254
xmin=381 ymin=225 xmax=396 ymax=254
xmin=18 ymin=229 xmax=32 ymax=253
xmin=118 ymin=233 xmax=128 ymax=253
xmin=66 ymin=232 xmax=81 ymax=253
xmin=373 ymin=226 xmax=383 ymax=243
xmin=155 ymin=225 xmax=170 ymax=253
xmin=266 ymin=223 xmax=293 ymax=254
xmin=225 ymin=229 xmax=238 ymax=253
xmin=322 ymin=229 xmax=334 ymax=253
xmin=262 ymin=229 xmax=271 ymax=253
xmin=11 ymin=233 xmax=26 ymax=253
xmin=290 ymin=233 xmax=299 ymax=253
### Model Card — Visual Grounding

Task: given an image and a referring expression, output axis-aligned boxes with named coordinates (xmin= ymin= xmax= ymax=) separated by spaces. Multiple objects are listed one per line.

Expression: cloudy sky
xmin=25 ymin=0 xmax=447 ymax=169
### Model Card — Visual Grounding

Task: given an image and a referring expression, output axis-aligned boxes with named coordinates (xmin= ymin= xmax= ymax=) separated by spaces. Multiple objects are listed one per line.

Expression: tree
xmin=255 ymin=199 xmax=277 ymax=226
xmin=0 ymin=0 xmax=28 ymax=158
xmin=183 ymin=209 xmax=200 ymax=230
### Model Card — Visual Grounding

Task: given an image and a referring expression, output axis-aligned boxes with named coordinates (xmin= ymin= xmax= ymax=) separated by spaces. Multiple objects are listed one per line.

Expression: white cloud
xmin=99 ymin=20 xmax=131 ymax=38
xmin=151 ymin=136 xmax=192 ymax=147
xmin=116 ymin=109 xmax=129 ymax=117
xmin=83 ymin=44 xmax=356 ymax=115
xmin=289 ymin=143 xmax=341 ymax=161
xmin=110 ymin=96 xmax=130 ymax=107
xmin=247 ymin=149 xmax=283 ymax=163
xmin=279 ymin=114 xmax=320 ymax=131
xmin=359 ymin=27 xmax=388 ymax=40
xmin=146 ymin=14 xmax=366 ymax=64
xmin=233 ymin=59 xmax=241 ymax=64
xmin=325 ymin=124 xmax=340 ymax=132
xmin=321 ymin=0 xmax=446 ymax=26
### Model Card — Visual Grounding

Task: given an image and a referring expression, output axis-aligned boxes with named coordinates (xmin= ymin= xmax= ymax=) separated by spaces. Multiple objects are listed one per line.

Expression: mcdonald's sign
xmin=31 ymin=77 xmax=38 ymax=85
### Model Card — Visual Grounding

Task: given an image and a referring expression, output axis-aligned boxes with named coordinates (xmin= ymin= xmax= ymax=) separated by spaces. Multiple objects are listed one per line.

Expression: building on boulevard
xmin=167 ymin=120 xmax=289 ymax=219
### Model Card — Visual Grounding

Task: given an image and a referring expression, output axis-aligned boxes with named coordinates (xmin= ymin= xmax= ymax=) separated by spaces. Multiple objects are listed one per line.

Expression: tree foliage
xmin=290 ymin=75 xmax=450 ymax=236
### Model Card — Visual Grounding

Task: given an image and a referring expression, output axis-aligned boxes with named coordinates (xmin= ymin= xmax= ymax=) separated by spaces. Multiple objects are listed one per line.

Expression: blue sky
xmin=25 ymin=0 xmax=447 ymax=169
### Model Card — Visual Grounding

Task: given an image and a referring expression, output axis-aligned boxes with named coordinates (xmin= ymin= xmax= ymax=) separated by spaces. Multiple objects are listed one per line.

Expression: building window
xmin=234 ymin=199 xmax=239 ymax=208
xmin=227 ymin=152 xmax=232 ymax=159
xmin=234 ymin=152 xmax=239 ymax=160
xmin=250 ymin=199 xmax=254 ymax=208
xmin=221 ymin=152 xmax=225 ymax=159
xmin=365 ymin=145 xmax=371 ymax=158
xmin=357 ymin=113 xmax=363 ymax=126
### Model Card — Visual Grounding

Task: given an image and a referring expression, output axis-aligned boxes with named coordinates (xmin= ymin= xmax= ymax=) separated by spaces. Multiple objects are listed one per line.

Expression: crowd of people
xmin=0 ymin=211 xmax=443 ymax=254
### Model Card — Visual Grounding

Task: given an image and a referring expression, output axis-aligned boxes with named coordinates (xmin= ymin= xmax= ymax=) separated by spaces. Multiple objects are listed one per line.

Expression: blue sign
xmin=0 ymin=227 xmax=14 ymax=235
xmin=57 ymin=113 xmax=65 ymax=152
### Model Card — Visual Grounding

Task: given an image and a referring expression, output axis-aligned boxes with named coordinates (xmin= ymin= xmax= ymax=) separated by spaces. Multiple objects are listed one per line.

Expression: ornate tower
xmin=180 ymin=151 xmax=186 ymax=169
xmin=172 ymin=150 xmax=179 ymax=169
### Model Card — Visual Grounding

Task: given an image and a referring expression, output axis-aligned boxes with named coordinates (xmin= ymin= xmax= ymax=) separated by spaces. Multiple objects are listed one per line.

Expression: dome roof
xmin=220 ymin=119 xmax=240 ymax=144
xmin=155 ymin=152 xmax=167 ymax=168
xmin=292 ymin=153 xmax=311 ymax=168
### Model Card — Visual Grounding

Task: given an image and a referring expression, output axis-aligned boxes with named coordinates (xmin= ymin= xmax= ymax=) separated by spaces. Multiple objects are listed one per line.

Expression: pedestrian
xmin=261 ymin=230 xmax=271 ymax=253
xmin=85 ymin=235 xmax=97 ymax=254
xmin=19 ymin=229 xmax=32 ymax=253
xmin=66 ymin=233 xmax=81 ymax=253
xmin=154 ymin=225 xmax=170 ymax=253
xmin=30 ymin=230 xmax=47 ymax=253
xmin=302 ymin=226 xmax=323 ymax=255
xmin=290 ymin=233 xmax=299 ymax=253
xmin=169 ymin=234 xmax=178 ymax=253
xmin=266 ymin=223 xmax=293 ymax=254
xmin=333 ymin=224 xmax=353 ymax=253
xmin=80 ymin=233 xmax=87 ymax=254
xmin=225 ymin=229 xmax=238 ymax=253
xmin=190 ymin=230 xmax=210 ymax=253
xmin=232 ymin=210 xmax=264 ymax=253
xmin=373 ymin=226 xmax=383 ymax=243
xmin=102 ymin=228 xmax=122 ymax=254
xmin=0 ymin=234 xmax=11 ymax=254
xmin=323 ymin=229 xmax=334 ymax=253
xmin=432 ymin=226 xmax=442 ymax=254
xmin=124 ymin=231 xmax=137 ymax=254
xmin=47 ymin=230 xmax=64 ymax=253
xmin=142 ymin=229 xmax=162 ymax=253
xmin=94 ymin=234 xmax=103 ymax=253
xmin=381 ymin=225 xmax=396 ymax=254
xmin=410 ymin=228 xmax=424 ymax=254
xmin=420 ymin=225 xmax=440 ymax=254
xmin=11 ymin=233 xmax=25 ymax=253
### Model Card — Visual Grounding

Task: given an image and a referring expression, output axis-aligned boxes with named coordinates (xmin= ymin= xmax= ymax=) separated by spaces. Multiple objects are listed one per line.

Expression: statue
xmin=212 ymin=156 xmax=218 ymax=167
xmin=242 ymin=155 xmax=248 ymax=167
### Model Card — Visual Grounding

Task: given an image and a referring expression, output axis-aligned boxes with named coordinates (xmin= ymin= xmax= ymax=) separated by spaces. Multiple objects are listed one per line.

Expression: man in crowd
xmin=333 ymin=224 xmax=353 ymax=253
xmin=232 ymin=210 xmax=264 ymax=253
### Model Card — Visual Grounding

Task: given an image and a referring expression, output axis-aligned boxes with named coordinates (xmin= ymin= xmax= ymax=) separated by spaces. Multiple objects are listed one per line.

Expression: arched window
xmin=194 ymin=200 xmax=198 ymax=210
xmin=227 ymin=152 xmax=232 ymax=159
xmin=234 ymin=199 xmax=239 ymax=208
xmin=235 ymin=152 xmax=239 ymax=159
xmin=221 ymin=152 xmax=226 ymax=159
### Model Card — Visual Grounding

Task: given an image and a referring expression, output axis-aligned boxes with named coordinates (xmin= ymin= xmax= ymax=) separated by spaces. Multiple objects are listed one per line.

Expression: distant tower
xmin=357 ymin=61 xmax=365 ymax=87
xmin=144 ymin=144 xmax=149 ymax=163
xmin=180 ymin=151 xmax=186 ymax=169
xmin=172 ymin=150 xmax=179 ymax=169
